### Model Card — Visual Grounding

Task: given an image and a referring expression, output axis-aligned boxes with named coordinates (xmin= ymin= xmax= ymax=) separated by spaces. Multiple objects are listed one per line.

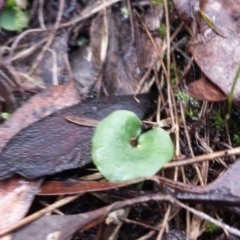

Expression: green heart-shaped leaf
xmin=5 ymin=0 xmax=16 ymax=7
xmin=91 ymin=110 xmax=174 ymax=182
xmin=0 ymin=7 xmax=29 ymax=32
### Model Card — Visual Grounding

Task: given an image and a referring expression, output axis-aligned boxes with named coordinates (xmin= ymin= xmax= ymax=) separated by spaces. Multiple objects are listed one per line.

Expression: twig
xmin=8 ymin=28 xmax=52 ymax=62
xmin=134 ymin=10 xmax=168 ymax=79
xmin=10 ymin=38 xmax=47 ymax=62
xmin=119 ymin=217 xmax=161 ymax=231
xmin=163 ymin=0 xmax=175 ymax=131
xmin=60 ymin=0 xmax=122 ymax=28
xmin=47 ymin=49 xmax=58 ymax=85
xmin=28 ymin=0 xmax=65 ymax=76
xmin=175 ymin=199 xmax=240 ymax=237
xmin=100 ymin=0 xmax=109 ymax=63
xmin=38 ymin=0 xmax=46 ymax=29
xmin=136 ymin=230 xmax=156 ymax=240
xmin=156 ymin=205 xmax=171 ymax=239
xmin=127 ymin=0 xmax=135 ymax=44
xmin=163 ymin=146 xmax=240 ymax=169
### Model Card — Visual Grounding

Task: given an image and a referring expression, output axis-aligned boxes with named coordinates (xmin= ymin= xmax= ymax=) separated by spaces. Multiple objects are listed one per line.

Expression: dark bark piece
xmin=0 ymin=94 xmax=156 ymax=179
xmin=70 ymin=46 xmax=99 ymax=97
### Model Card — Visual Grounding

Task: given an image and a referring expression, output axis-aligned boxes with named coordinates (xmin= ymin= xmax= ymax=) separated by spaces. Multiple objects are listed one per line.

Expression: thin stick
xmin=60 ymin=0 xmax=122 ymax=28
xmin=38 ymin=0 xmax=46 ymax=29
xmin=156 ymin=205 xmax=171 ymax=239
xmin=163 ymin=146 xmax=240 ymax=169
xmin=10 ymin=38 xmax=47 ymax=62
xmin=175 ymin=199 xmax=240 ymax=237
xmin=227 ymin=66 xmax=240 ymax=119
xmin=47 ymin=49 xmax=58 ymax=85
xmin=100 ymin=0 xmax=109 ymax=63
xmin=28 ymin=0 xmax=65 ymax=76
xmin=127 ymin=0 xmax=135 ymax=44
xmin=134 ymin=10 xmax=168 ymax=79
xmin=136 ymin=230 xmax=156 ymax=240
xmin=8 ymin=28 xmax=51 ymax=62
xmin=163 ymin=0 xmax=175 ymax=129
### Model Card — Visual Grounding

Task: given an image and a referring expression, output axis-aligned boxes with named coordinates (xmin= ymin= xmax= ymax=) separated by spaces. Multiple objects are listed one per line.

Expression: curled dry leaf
xmin=158 ymin=159 xmax=240 ymax=206
xmin=0 ymin=94 xmax=156 ymax=179
xmin=173 ymin=0 xmax=240 ymax=102
xmin=0 ymin=177 xmax=42 ymax=232
xmin=186 ymin=77 xmax=227 ymax=102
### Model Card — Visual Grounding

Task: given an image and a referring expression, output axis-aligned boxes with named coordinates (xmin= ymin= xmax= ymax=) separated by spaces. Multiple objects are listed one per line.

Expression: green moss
xmin=205 ymin=221 xmax=221 ymax=233
xmin=152 ymin=0 xmax=163 ymax=7
xmin=213 ymin=110 xmax=224 ymax=132
xmin=159 ymin=24 xmax=166 ymax=37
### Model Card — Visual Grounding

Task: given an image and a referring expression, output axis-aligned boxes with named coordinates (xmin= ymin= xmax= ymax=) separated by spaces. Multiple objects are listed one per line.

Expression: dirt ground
xmin=1 ymin=0 xmax=240 ymax=239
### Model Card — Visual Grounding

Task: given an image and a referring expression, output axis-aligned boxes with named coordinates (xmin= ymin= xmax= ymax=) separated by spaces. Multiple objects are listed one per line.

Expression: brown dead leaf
xmin=186 ymin=77 xmax=227 ymax=102
xmin=0 ymin=94 xmax=156 ymax=179
xmin=91 ymin=12 xmax=141 ymax=95
xmin=0 ymin=81 xmax=80 ymax=152
xmin=39 ymin=178 xmax=144 ymax=195
xmin=0 ymin=177 xmax=42 ymax=231
xmin=173 ymin=0 xmax=240 ymax=102
xmin=65 ymin=116 xmax=99 ymax=127
xmin=99 ymin=12 xmax=141 ymax=95
xmin=90 ymin=9 xmax=162 ymax=95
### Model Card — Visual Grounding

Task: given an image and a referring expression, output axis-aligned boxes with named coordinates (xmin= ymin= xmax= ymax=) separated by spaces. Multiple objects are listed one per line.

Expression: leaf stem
xmin=227 ymin=66 xmax=240 ymax=120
